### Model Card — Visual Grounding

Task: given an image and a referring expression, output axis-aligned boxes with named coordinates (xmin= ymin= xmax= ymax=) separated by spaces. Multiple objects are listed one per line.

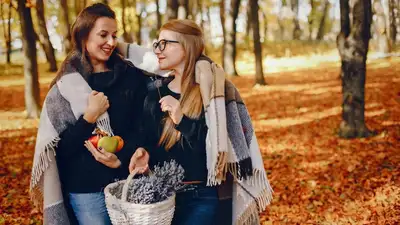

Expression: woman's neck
xmin=91 ymin=59 xmax=109 ymax=73
xmin=168 ymin=73 xmax=181 ymax=94
xmin=168 ymin=64 xmax=184 ymax=93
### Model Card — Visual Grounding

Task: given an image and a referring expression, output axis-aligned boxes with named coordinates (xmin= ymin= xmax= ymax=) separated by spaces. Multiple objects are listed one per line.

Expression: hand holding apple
xmin=114 ymin=136 xmax=124 ymax=152
xmin=87 ymin=135 xmax=124 ymax=153
xmin=84 ymin=140 xmax=121 ymax=168
xmin=88 ymin=135 xmax=101 ymax=148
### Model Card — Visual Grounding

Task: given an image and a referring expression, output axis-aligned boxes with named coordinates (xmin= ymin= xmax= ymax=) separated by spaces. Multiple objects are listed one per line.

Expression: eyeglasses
xmin=153 ymin=39 xmax=179 ymax=52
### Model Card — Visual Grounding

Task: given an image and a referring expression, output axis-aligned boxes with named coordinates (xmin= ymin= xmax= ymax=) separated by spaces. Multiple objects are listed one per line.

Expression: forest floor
xmin=0 ymin=56 xmax=399 ymax=224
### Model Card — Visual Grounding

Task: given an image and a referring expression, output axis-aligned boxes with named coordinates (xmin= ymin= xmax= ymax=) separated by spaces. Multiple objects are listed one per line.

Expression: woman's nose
xmin=153 ymin=46 xmax=161 ymax=54
xmin=107 ymin=36 xmax=117 ymax=47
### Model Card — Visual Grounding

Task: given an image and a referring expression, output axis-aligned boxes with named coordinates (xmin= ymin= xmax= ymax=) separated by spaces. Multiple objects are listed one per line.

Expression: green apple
xmin=98 ymin=136 xmax=119 ymax=153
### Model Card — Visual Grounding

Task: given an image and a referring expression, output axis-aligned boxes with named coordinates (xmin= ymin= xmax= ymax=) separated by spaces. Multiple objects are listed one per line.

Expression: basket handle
xmin=121 ymin=169 xmax=138 ymax=202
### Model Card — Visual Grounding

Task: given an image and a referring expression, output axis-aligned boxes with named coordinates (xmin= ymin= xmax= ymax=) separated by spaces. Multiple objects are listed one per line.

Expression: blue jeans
xmin=172 ymin=185 xmax=219 ymax=225
xmin=69 ymin=192 xmax=112 ymax=225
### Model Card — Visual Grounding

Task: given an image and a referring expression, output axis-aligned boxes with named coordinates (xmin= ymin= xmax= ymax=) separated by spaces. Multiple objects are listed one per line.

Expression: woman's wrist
xmin=83 ymin=112 xmax=98 ymax=124
xmin=174 ymin=111 xmax=184 ymax=125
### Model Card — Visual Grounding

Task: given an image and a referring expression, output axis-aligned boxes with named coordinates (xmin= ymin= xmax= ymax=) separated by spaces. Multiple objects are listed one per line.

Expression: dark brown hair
xmin=50 ymin=3 xmax=118 ymax=87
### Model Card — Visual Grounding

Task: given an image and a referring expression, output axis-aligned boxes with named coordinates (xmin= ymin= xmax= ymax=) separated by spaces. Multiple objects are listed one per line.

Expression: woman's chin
xmin=158 ymin=65 xmax=170 ymax=71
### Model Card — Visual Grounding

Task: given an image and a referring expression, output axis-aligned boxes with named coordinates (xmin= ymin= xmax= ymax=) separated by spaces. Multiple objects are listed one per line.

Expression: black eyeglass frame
xmin=153 ymin=39 xmax=180 ymax=52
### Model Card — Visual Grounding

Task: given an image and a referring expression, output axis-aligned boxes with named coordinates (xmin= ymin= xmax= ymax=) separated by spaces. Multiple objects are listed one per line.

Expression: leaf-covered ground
xmin=0 ymin=57 xmax=399 ymax=224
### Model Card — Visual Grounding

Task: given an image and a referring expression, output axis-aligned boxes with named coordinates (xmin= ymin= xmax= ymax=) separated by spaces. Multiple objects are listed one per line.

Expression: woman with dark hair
xmin=30 ymin=3 xmax=148 ymax=225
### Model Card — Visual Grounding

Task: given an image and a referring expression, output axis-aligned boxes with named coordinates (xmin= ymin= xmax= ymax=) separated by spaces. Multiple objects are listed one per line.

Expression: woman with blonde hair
xmin=128 ymin=19 xmax=218 ymax=224
xmin=127 ymin=19 xmax=273 ymax=225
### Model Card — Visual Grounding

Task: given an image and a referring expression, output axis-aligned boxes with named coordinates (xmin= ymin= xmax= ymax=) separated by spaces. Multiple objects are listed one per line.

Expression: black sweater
xmin=55 ymin=64 xmax=149 ymax=193
xmin=141 ymin=81 xmax=209 ymax=182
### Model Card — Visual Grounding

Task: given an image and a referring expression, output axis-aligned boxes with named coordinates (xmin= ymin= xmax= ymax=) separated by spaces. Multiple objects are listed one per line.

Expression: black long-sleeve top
xmin=141 ymin=80 xmax=209 ymax=182
xmin=55 ymin=64 xmax=149 ymax=193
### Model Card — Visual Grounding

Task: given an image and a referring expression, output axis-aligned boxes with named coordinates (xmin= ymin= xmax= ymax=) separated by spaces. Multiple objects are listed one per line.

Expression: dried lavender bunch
xmin=123 ymin=160 xmax=184 ymax=204
xmin=153 ymin=160 xmax=185 ymax=194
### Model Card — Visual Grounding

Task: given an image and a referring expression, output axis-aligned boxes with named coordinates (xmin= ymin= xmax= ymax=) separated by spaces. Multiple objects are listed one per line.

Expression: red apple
xmin=88 ymin=135 xmax=101 ymax=148
xmin=113 ymin=136 xmax=124 ymax=152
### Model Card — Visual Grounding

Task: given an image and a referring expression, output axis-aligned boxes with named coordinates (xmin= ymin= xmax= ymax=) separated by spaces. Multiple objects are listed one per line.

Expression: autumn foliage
xmin=0 ymin=58 xmax=399 ymax=224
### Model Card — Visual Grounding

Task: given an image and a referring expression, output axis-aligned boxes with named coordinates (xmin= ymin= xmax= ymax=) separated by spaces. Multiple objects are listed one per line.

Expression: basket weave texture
xmin=104 ymin=171 xmax=176 ymax=225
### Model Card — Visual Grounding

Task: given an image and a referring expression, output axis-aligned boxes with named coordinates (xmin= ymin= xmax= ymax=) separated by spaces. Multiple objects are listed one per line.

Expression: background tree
xmin=290 ymin=0 xmax=301 ymax=40
xmin=60 ymin=0 xmax=72 ymax=53
xmin=178 ymin=0 xmax=189 ymax=19
xmin=0 ymin=1 xmax=13 ymax=64
xmin=388 ymin=0 xmax=397 ymax=45
xmin=245 ymin=5 xmax=252 ymax=44
xmin=260 ymin=5 xmax=268 ymax=42
xmin=155 ymin=0 xmax=161 ymax=30
xmin=35 ymin=0 xmax=57 ymax=71
xmin=166 ymin=0 xmax=179 ymax=21
xmin=372 ymin=0 xmax=390 ymax=53
xmin=308 ymin=0 xmax=316 ymax=40
xmin=75 ymin=0 xmax=86 ymax=16
xmin=17 ymin=0 xmax=41 ymax=118
xmin=278 ymin=0 xmax=294 ymax=40
xmin=337 ymin=0 xmax=375 ymax=138
xmin=316 ymin=0 xmax=329 ymax=41
xmin=132 ymin=0 xmax=145 ymax=45
xmin=121 ymin=0 xmax=133 ymax=42
xmin=220 ymin=0 xmax=241 ymax=76
xmin=250 ymin=0 xmax=266 ymax=85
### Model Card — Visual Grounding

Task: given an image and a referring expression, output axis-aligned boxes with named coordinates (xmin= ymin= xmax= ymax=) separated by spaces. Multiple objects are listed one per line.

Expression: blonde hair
xmin=158 ymin=19 xmax=204 ymax=150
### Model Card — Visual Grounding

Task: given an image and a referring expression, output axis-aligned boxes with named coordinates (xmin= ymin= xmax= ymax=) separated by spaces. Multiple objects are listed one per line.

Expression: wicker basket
xmin=104 ymin=170 xmax=176 ymax=225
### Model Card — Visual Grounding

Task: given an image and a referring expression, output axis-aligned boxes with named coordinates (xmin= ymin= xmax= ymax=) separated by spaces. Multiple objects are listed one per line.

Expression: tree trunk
xmin=155 ymin=0 xmax=161 ymax=30
xmin=1 ymin=2 xmax=12 ymax=64
xmin=261 ymin=9 xmax=268 ymax=41
xmin=316 ymin=0 xmax=329 ymax=41
xmin=17 ymin=0 xmax=41 ymax=118
xmin=246 ymin=5 xmax=251 ymax=44
xmin=136 ymin=10 xmax=143 ymax=45
xmin=278 ymin=2 xmax=285 ymax=40
xmin=207 ymin=5 xmax=212 ymax=32
xmin=220 ymin=0 xmax=226 ymax=66
xmin=36 ymin=0 xmax=57 ymax=72
xmin=388 ymin=0 xmax=397 ymax=44
xmin=132 ymin=0 xmax=142 ymax=44
xmin=166 ymin=0 xmax=179 ymax=20
xmin=75 ymin=0 xmax=84 ymax=16
xmin=60 ymin=0 xmax=72 ymax=54
xmin=191 ymin=0 xmax=198 ymax=21
xmin=121 ymin=0 xmax=133 ymax=42
xmin=291 ymin=0 xmax=301 ymax=39
xmin=6 ymin=1 xmax=12 ymax=63
xmin=178 ymin=0 xmax=189 ymax=19
xmin=308 ymin=0 xmax=315 ymax=40
xmin=204 ymin=4 xmax=212 ymax=55
xmin=373 ymin=0 xmax=390 ymax=53
xmin=337 ymin=0 xmax=375 ymax=138
xmin=221 ymin=0 xmax=240 ymax=76
xmin=250 ymin=0 xmax=266 ymax=85
xmin=198 ymin=0 xmax=204 ymax=30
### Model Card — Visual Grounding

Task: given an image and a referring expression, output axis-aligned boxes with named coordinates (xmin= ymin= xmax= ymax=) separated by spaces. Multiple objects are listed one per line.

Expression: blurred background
xmin=0 ymin=0 xmax=399 ymax=224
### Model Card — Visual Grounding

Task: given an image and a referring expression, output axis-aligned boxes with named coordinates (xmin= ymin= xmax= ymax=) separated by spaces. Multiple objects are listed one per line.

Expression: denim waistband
xmin=176 ymin=183 xmax=209 ymax=193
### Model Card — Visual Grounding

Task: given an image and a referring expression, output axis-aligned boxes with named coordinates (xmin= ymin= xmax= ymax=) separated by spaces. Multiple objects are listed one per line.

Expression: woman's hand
xmin=83 ymin=91 xmax=110 ymax=123
xmin=159 ymin=95 xmax=183 ymax=124
xmin=84 ymin=141 xmax=121 ymax=168
xmin=129 ymin=148 xmax=150 ymax=174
